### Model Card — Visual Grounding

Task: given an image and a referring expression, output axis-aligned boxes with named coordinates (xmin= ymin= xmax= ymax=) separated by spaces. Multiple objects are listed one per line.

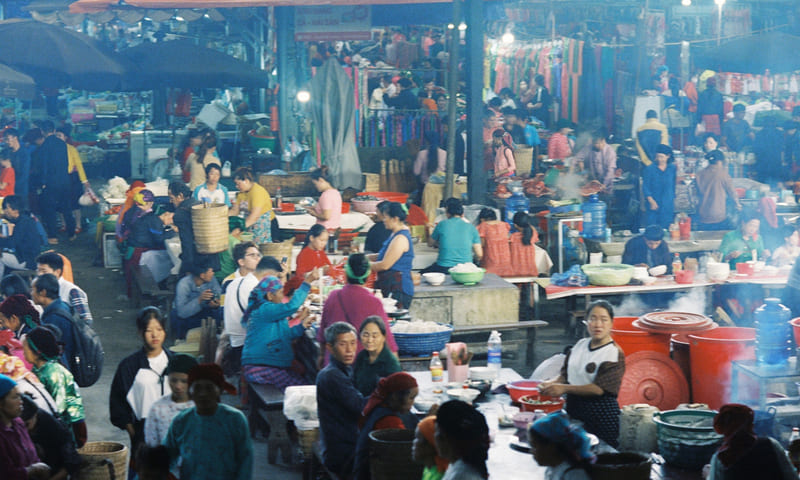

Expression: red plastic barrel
xmin=688 ymin=327 xmax=756 ymax=410
xmin=670 ymin=333 xmax=692 ymax=400
xmin=611 ymin=316 xmax=671 ymax=357
xmin=790 ymin=318 xmax=800 ymax=348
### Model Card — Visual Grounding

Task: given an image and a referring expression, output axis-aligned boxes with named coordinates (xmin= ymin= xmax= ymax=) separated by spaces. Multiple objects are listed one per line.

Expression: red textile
xmin=0 ymin=166 xmax=15 ymax=197
xmin=285 ymin=246 xmax=331 ymax=295
xmin=509 ymin=231 xmax=539 ymax=277
xmin=406 ymin=204 xmax=429 ymax=226
xmin=477 ymin=221 xmax=512 ymax=277
xmin=374 ymin=416 xmax=405 ymax=430
xmin=360 ymin=372 xmax=417 ymax=427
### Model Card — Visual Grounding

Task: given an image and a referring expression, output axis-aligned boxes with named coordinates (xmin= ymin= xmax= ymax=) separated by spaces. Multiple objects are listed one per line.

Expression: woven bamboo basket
xmin=298 ymin=427 xmax=319 ymax=460
xmin=259 ymin=236 xmax=296 ymax=272
xmin=514 ymin=146 xmax=534 ymax=175
xmin=78 ymin=441 xmax=129 ymax=480
xmin=191 ymin=203 xmax=229 ymax=254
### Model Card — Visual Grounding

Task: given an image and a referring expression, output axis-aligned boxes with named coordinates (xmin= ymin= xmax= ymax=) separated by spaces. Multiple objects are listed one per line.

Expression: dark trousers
xmin=40 ymin=186 xmax=75 ymax=238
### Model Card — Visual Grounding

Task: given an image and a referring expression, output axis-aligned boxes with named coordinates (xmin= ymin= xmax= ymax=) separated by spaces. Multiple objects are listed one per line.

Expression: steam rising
xmin=557 ymin=172 xmax=585 ymax=201
xmin=614 ymin=288 xmax=708 ymax=318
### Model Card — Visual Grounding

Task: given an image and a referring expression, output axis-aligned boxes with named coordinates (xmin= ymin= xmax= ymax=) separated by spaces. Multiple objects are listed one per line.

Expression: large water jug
xmin=504 ymin=186 xmax=530 ymax=226
xmin=581 ymin=194 xmax=606 ymax=240
xmin=755 ymin=298 xmax=793 ymax=366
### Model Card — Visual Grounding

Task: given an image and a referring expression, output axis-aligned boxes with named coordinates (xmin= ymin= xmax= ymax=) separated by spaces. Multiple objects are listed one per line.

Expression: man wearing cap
xmin=164 ymin=363 xmax=252 ymax=480
xmin=0 ymin=374 xmax=52 ymax=480
xmin=696 ymin=149 xmax=741 ymax=230
xmin=317 ymin=322 xmax=366 ymax=477
xmin=722 ymin=104 xmax=754 ymax=153
xmin=622 ymin=225 xmax=674 ymax=274
xmin=635 ymin=109 xmax=669 ymax=166
xmin=642 ymin=144 xmax=677 ymax=229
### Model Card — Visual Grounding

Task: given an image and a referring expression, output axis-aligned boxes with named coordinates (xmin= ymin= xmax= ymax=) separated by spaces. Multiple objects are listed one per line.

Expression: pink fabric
xmin=318 ymin=284 xmax=397 ymax=366
xmin=315 ymin=188 xmax=342 ymax=230
xmin=547 ymin=132 xmax=573 ymax=160
xmin=493 ymin=146 xmax=516 ymax=176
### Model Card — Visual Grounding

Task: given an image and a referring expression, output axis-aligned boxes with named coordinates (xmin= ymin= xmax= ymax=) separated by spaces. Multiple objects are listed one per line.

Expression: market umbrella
xmin=0 ymin=19 xmax=127 ymax=90
xmin=310 ymin=58 xmax=362 ymax=190
xmin=121 ymin=40 xmax=269 ymax=89
xmin=0 ymin=64 xmax=36 ymax=100
xmin=694 ymin=32 xmax=800 ymax=74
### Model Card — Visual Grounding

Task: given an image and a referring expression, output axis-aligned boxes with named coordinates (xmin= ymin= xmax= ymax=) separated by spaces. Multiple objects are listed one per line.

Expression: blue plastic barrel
xmin=755 ymin=298 xmax=793 ymax=366
xmin=504 ymin=191 xmax=530 ymax=225
xmin=581 ymin=194 xmax=606 ymax=240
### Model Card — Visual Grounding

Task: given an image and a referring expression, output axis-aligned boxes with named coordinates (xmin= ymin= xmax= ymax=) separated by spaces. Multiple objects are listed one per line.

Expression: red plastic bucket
xmin=790 ymin=318 xmax=800 ymax=347
xmin=670 ymin=333 xmax=692 ymax=400
xmin=611 ymin=316 xmax=671 ymax=357
xmin=688 ymin=327 xmax=756 ymax=410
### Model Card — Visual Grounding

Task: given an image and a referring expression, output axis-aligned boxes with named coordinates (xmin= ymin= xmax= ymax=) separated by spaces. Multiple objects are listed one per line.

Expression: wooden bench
xmin=131 ymin=263 xmax=174 ymax=312
xmin=399 ymin=320 xmax=549 ymax=372
xmin=247 ymin=382 xmax=294 ymax=465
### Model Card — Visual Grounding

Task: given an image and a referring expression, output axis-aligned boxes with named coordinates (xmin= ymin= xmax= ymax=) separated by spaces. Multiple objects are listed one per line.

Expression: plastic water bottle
xmin=487 ymin=330 xmax=502 ymax=377
xmin=755 ymin=298 xmax=793 ymax=366
xmin=430 ymin=352 xmax=443 ymax=383
xmin=276 ymin=187 xmax=283 ymax=209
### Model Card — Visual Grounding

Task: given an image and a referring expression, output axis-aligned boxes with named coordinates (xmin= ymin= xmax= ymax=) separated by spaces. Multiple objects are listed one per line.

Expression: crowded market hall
xmin=6 ymin=0 xmax=800 ymax=479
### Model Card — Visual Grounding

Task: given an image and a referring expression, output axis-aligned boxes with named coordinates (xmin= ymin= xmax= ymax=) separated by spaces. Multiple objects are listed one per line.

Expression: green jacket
xmin=353 ymin=346 xmax=402 ymax=397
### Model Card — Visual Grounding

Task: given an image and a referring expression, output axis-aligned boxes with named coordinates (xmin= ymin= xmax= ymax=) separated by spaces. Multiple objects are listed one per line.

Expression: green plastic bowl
xmin=449 ymin=268 xmax=486 ymax=286
xmin=581 ymin=263 xmax=634 ymax=286
xmin=248 ymin=130 xmax=277 ymax=151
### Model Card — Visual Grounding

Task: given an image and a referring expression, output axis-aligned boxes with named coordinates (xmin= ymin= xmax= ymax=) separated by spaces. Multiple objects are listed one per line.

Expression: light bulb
xmin=502 ymin=32 xmax=514 ymax=44
xmin=458 ymin=23 xmax=467 ymax=31
xmin=714 ymin=0 xmax=725 ymax=5
xmin=681 ymin=0 xmax=691 ymax=6
xmin=296 ymin=90 xmax=310 ymax=103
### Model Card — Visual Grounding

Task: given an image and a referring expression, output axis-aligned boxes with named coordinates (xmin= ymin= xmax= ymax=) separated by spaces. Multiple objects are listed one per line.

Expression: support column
xmin=444 ymin=0 xmax=462 ymax=200
xmin=275 ymin=6 xmax=291 ymax=151
xmin=465 ymin=0 xmax=486 ymax=204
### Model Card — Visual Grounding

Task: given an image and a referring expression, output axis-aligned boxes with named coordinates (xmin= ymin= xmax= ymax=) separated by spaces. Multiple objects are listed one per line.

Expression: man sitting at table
xmin=622 ymin=225 xmax=673 ymax=274
xmin=422 ymin=198 xmax=483 ymax=274
xmin=317 ymin=322 xmax=366 ymax=478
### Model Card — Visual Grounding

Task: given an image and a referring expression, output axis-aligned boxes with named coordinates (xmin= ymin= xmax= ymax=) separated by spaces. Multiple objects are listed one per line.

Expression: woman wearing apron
xmin=540 ymin=300 xmax=625 ymax=447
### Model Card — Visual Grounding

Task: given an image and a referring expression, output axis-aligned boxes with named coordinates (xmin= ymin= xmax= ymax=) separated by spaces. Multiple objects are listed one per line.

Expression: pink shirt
xmin=493 ymin=146 xmax=516 ymax=177
xmin=547 ymin=132 xmax=573 ymax=160
xmin=315 ymin=188 xmax=342 ymax=230
xmin=414 ymin=148 xmax=447 ymax=184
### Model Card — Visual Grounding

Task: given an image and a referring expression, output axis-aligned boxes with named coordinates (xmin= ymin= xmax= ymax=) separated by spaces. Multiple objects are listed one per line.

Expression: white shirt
xmin=126 ymin=350 xmax=171 ymax=420
xmin=223 ymin=273 xmax=258 ymax=348
xmin=57 ymin=276 xmax=92 ymax=324
xmin=566 ymin=338 xmax=621 ymax=386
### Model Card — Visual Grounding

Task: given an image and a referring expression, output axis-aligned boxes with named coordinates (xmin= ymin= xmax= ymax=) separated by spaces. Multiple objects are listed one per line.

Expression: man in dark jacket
xmin=0 ymin=195 xmax=44 ymax=277
xmin=31 ymin=274 xmax=75 ymax=365
xmin=622 ymin=224 xmax=674 ymax=273
xmin=316 ymin=322 xmax=366 ymax=478
xmin=32 ymin=120 xmax=73 ymax=244
xmin=5 ymin=128 xmax=30 ymax=209
xmin=384 ymin=77 xmax=420 ymax=111
xmin=168 ymin=181 xmax=218 ymax=275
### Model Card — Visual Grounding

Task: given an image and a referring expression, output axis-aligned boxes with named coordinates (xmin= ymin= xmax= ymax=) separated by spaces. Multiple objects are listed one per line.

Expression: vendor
xmin=230 ymin=168 xmax=274 ymax=244
xmin=622 ymin=225 xmax=673 ymax=273
xmin=574 ymin=132 xmax=617 ymax=194
xmin=187 ymin=134 xmax=220 ymax=191
xmin=547 ymin=119 xmax=574 ymax=161
xmin=540 ymin=300 xmax=625 ymax=447
xmin=490 ymin=129 xmax=516 ymax=178
xmin=422 ymin=198 xmax=482 ymax=274
xmin=642 ymin=145 xmax=676 ymax=229
xmin=718 ymin=211 xmax=768 ymax=268
xmin=307 ymin=167 xmax=342 ymax=231
xmin=365 ymin=201 xmax=391 ymax=254
xmin=284 ymin=224 xmax=332 ymax=295
xmin=193 ymin=163 xmax=231 ymax=207
xmin=369 ymin=202 xmax=414 ymax=309
xmin=695 ymin=149 xmax=741 ymax=231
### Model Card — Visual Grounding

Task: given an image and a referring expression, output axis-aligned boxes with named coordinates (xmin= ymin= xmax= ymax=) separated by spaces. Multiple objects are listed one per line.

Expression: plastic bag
xmin=283 ymin=385 xmax=318 ymax=423
xmin=550 ymin=265 xmax=588 ymax=287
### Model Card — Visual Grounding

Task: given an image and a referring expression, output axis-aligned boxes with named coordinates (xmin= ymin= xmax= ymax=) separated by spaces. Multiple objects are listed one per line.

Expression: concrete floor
xmin=64 ymin=221 xmax=577 ymax=480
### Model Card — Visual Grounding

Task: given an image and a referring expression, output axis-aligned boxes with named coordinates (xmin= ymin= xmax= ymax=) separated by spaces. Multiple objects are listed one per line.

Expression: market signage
xmin=295 ymin=6 xmax=371 ymax=42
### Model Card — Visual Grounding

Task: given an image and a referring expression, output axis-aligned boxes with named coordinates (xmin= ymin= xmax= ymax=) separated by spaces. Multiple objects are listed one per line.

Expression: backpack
xmin=54 ymin=306 xmax=104 ymax=388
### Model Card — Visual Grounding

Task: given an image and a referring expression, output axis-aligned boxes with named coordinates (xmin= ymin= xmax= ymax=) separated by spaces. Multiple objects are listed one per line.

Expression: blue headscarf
xmin=530 ymin=412 xmax=595 ymax=464
xmin=241 ymin=275 xmax=283 ymax=325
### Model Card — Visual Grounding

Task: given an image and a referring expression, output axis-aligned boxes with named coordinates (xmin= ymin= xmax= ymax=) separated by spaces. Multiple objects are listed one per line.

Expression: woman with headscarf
xmin=0 ymin=348 xmax=55 ymax=415
xmin=528 ymin=411 xmax=594 ymax=480
xmin=642 ymin=144 xmax=677 ymax=229
xmin=318 ymin=254 xmax=397 ymax=366
xmin=285 ymin=224 xmax=332 ymax=295
xmin=119 ymin=188 xmax=155 ymax=244
xmin=708 ymin=404 xmax=796 ymax=480
xmin=115 ymin=181 xmax=146 ymax=242
xmin=354 ymin=371 xmax=419 ymax=480
xmin=0 ymin=374 xmax=52 ymax=480
xmin=23 ymin=326 xmax=86 ymax=447
xmin=164 ymin=363 xmax=253 ymax=480
xmin=413 ymin=415 xmax=449 ymax=480
xmin=435 ymin=400 xmax=490 ymax=480
xmin=241 ymin=269 xmax=320 ymax=391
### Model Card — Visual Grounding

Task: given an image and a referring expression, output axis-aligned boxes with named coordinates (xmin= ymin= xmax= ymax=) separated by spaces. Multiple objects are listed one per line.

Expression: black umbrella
xmin=0 ymin=19 xmax=126 ymax=91
xmin=0 ymin=64 xmax=35 ymax=99
xmin=121 ymin=40 xmax=268 ymax=89
xmin=694 ymin=32 xmax=800 ymax=74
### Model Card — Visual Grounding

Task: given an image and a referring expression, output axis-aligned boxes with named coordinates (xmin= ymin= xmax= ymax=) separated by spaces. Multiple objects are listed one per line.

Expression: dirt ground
xmin=62 ymin=209 xmax=574 ymax=480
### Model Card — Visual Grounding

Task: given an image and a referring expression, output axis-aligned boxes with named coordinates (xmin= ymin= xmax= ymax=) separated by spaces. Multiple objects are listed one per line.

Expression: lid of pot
xmin=634 ymin=311 xmax=716 ymax=334
xmin=618 ymin=351 xmax=689 ymax=411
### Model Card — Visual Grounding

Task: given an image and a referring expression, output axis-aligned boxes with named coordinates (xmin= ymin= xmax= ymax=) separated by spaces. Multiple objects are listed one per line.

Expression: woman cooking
xmin=369 ymin=202 xmax=415 ymax=309
xmin=230 ymin=167 xmax=274 ymax=244
xmin=284 ymin=224 xmax=332 ymax=295
xmin=307 ymin=167 xmax=342 ymax=230
xmin=353 ymin=316 xmax=401 ymax=396
xmin=540 ymin=300 xmax=625 ymax=447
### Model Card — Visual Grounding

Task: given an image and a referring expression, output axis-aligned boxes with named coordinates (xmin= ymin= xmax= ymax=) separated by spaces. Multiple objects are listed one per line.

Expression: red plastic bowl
xmin=507 ymin=380 xmax=540 ymax=403
xmin=675 ymin=270 xmax=695 ymax=284
xmin=736 ymin=262 xmax=754 ymax=275
xmin=519 ymin=394 xmax=565 ymax=414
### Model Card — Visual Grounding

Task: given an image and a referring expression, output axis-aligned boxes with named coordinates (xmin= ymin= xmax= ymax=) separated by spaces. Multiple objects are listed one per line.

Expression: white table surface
xmin=275 ymin=211 xmax=373 ymax=231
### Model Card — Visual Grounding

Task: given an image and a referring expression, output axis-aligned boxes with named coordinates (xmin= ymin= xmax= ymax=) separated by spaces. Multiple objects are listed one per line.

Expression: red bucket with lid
xmin=688 ymin=327 xmax=756 ymax=410
xmin=611 ymin=316 xmax=670 ymax=357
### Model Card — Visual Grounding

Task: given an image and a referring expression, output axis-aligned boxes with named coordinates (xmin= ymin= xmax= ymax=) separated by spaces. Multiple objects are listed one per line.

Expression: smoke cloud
xmin=612 ymin=288 xmax=709 ymax=318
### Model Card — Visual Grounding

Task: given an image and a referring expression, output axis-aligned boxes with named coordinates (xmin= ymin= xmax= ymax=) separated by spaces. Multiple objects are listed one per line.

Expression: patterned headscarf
xmin=241 ymin=275 xmax=283 ymax=325
xmin=0 ymin=351 xmax=28 ymax=380
xmin=530 ymin=411 xmax=595 ymax=464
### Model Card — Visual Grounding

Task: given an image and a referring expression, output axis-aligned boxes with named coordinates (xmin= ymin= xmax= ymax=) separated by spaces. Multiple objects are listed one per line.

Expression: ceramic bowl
xmin=632 ymin=266 xmax=649 ymax=280
xmin=649 ymin=265 xmax=667 ymax=276
xmin=447 ymin=388 xmax=481 ymax=404
xmin=706 ymin=261 xmax=730 ymax=281
xmin=469 ymin=366 xmax=495 ymax=382
xmin=423 ymin=272 xmax=446 ymax=286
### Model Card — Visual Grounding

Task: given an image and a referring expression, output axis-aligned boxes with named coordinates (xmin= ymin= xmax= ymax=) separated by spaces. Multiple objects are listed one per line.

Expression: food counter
xmin=410 ymin=273 xmax=519 ymax=327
